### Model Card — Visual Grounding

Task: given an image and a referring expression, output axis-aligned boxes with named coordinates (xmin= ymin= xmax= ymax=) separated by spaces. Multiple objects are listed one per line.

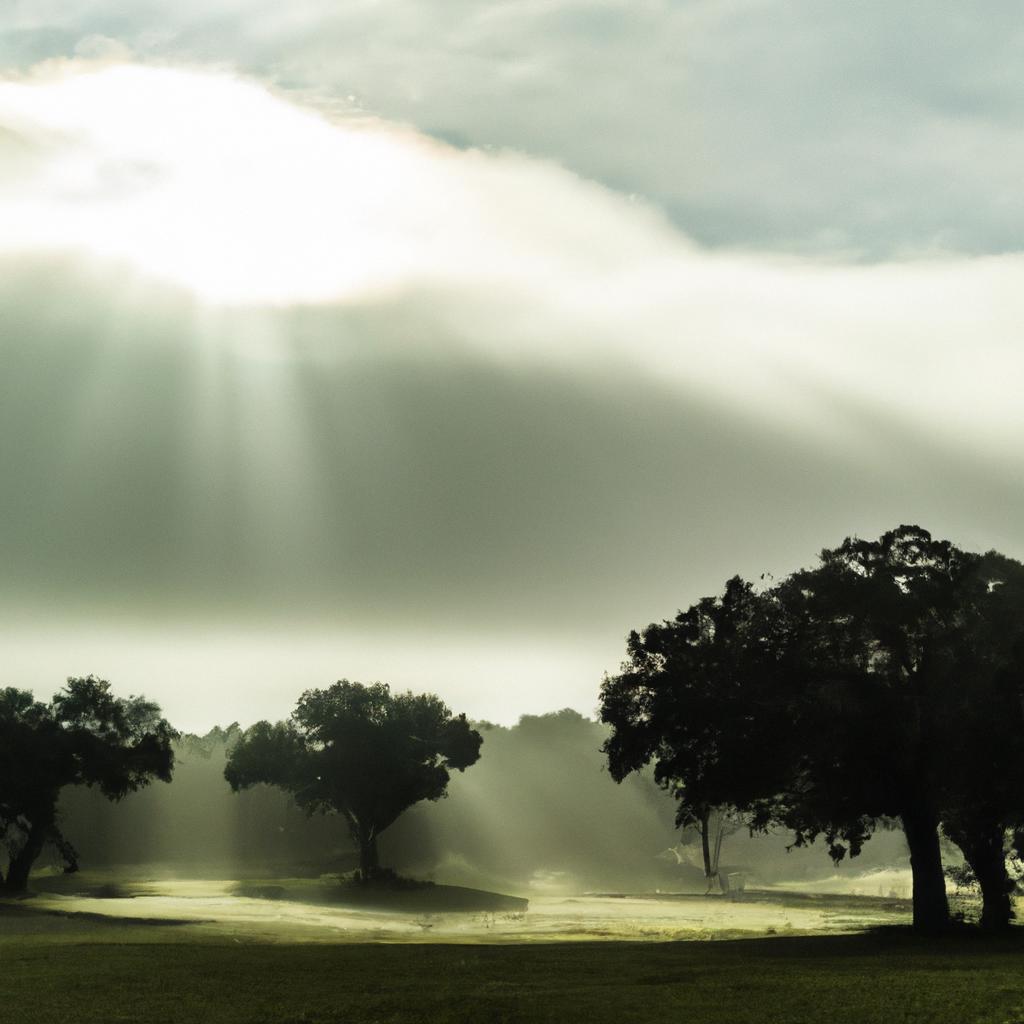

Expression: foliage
xmin=0 ymin=676 xmax=177 ymax=892
xmin=602 ymin=576 xmax=789 ymax=825
xmin=224 ymin=680 xmax=482 ymax=878
xmin=601 ymin=525 xmax=1024 ymax=931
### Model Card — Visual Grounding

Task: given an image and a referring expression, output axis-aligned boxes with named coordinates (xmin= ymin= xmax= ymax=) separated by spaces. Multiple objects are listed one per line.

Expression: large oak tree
xmin=601 ymin=526 xmax=1024 ymax=931
xmin=224 ymin=680 xmax=483 ymax=879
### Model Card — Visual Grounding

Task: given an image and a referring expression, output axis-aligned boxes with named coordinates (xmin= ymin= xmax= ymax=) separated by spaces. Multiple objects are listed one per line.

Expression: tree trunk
xmin=357 ymin=829 xmax=380 ymax=880
xmin=711 ymin=813 xmax=725 ymax=877
xmin=3 ymin=824 xmax=47 ymax=894
xmin=901 ymin=810 xmax=950 ymax=932
xmin=955 ymin=825 xmax=1013 ymax=931
xmin=699 ymin=811 xmax=714 ymax=891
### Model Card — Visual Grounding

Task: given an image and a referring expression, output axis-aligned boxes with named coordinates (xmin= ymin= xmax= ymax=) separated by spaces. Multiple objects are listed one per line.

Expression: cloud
xmin=0 ymin=63 xmax=691 ymax=307
xmin=5 ymin=2 xmax=1024 ymax=255
xmin=3 ymin=61 xmax=1024 ymax=724
xmin=4 ymin=63 xmax=1024 ymax=456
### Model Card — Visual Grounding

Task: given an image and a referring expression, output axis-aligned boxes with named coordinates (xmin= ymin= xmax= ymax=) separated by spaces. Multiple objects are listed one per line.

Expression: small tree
xmin=224 ymin=681 xmax=483 ymax=879
xmin=602 ymin=577 xmax=798 ymax=883
xmin=0 ymin=676 xmax=177 ymax=893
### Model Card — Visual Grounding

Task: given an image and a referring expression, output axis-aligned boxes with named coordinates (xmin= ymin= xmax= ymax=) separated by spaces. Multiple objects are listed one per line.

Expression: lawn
xmin=4 ymin=921 xmax=1024 ymax=1024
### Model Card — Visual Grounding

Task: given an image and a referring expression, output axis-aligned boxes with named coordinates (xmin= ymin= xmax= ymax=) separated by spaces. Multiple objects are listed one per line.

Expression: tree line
xmin=4 ymin=524 xmax=1024 ymax=934
xmin=56 ymin=709 xmax=693 ymax=890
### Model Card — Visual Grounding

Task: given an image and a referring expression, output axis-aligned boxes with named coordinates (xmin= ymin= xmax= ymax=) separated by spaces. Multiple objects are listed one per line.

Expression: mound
xmin=232 ymin=877 xmax=528 ymax=913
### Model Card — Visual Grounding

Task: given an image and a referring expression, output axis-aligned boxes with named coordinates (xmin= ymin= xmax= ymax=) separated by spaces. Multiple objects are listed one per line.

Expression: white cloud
xmin=5 ymin=1 xmax=1024 ymax=254
xmin=3 ymin=61 xmax=1024 ymax=464
xmin=0 ymin=64 xmax=687 ymax=304
xmin=4 ymin=58 xmax=1024 ymax=722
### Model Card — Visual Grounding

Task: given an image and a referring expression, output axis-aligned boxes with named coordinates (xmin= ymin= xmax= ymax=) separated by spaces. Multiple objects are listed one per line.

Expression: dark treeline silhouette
xmin=602 ymin=525 xmax=1024 ymax=932
xmin=5 ymin=524 xmax=1022 ymax=932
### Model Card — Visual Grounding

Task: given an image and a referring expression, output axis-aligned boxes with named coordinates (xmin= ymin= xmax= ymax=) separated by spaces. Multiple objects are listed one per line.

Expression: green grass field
xmin=4 ymin=920 xmax=1024 ymax=1024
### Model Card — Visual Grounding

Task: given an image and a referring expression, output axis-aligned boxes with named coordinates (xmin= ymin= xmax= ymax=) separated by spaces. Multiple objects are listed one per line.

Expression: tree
xmin=601 ymin=576 xmax=808 ymax=893
xmin=779 ymin=531 xmax=1024 ymax=930
xmin=224 ymin=681 xmax=483 ymax=879
xmin=930 ymin=551 xmax=1024 ymax=929
xmin=0 ymin=676 xmax=177 ymax=893
xmin=601 ymin=527 xmax=1024 ymax=932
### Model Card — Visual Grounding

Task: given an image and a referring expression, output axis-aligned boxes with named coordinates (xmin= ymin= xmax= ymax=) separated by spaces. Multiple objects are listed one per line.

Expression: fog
xmin=52 ymin=709 xmax=912 ymax=897
xmin=7 ymin=64 xmax=1024 ymax=729
xmin=0 ymin=7 xmax=1005 ymax=960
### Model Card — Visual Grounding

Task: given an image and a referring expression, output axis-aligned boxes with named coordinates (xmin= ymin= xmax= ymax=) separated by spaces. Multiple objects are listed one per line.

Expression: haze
xmin=3 ymin=5 xmax=1024 ymax=731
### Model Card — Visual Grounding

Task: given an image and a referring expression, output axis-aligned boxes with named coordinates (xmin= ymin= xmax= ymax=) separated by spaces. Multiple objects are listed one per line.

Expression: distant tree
xmin=381 ymin=708 xmax=681 ymax=891
xmin=0 ymin=677 xmax=177 ymax=893
xmin=601 ymin=527 xmax=1024 ymax=932
xmin=224 ymin=681 xmax=483 ymax=879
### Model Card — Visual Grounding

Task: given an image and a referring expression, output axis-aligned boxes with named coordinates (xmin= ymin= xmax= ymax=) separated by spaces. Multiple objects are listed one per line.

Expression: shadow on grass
xmin=0 ymin=898 xmax=201 ymax=929
xmin=692 ymin=923 xmax=1024 ymax=962
xmin=230 ymin=875 xmax=529 ymax=914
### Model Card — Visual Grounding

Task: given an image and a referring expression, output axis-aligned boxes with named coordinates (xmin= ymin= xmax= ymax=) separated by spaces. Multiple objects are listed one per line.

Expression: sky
xmin=2 ymin=3 xmax=1024 ymax=731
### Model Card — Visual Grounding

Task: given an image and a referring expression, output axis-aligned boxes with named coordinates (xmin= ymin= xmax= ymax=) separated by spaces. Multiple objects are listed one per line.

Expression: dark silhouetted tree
xmin=930 ymin=552 xmax=1024 ymax=929
xmin=601 ymin=527 xmax=1024 ymax=932
xmin=0 ymin=676 xmax=177 ymax=893
xmin=224 ymin=681 xmax=483 ymax=879
xmin=601 ymin=576 xmax=812 ymax=888
xmin=778 ymin=531 xmax=1024 ymax=930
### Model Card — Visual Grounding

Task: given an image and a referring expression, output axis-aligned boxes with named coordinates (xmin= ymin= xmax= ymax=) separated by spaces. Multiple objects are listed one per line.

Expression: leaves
xmin=600 ymin=525 xmax=1024 ymax=877
xmin=0 ymin=676 xmax=176 ymax=888
xmin=224 ymin=680 xmax=483 ymax=854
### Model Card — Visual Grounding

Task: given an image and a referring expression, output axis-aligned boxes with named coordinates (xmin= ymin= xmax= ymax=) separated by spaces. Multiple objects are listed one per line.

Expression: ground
xmin=5 ymin=924 xmax=1024 ymax=1023
xmin=2 ymin=878 xmax=1022 ymax=1022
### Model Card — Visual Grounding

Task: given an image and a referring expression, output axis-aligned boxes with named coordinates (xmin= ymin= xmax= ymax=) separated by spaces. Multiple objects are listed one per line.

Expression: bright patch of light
xmin=0 ymin=63 xmax=682 ymax=306
xmin=0 ymin=66 xmax=461 ymax=303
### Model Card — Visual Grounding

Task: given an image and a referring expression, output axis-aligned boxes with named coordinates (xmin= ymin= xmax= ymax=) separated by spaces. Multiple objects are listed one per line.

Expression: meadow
xmin=3 ymin=881 xmax=1023 ymax=1023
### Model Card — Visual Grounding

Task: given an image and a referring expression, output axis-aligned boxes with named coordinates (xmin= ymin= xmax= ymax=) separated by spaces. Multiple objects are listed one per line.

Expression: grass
xmin=4 ymin=920 xmax=1024 ymax=1023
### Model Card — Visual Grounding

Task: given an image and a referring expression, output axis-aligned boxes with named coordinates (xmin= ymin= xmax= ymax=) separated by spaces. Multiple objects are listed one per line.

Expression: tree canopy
xmin=0 ymin=676 xmax=177 ymax=892
xmin=224 ymin=680 xmax=483 ymax=878
xmin=600 ymin=525 xmax=1024 ymax=931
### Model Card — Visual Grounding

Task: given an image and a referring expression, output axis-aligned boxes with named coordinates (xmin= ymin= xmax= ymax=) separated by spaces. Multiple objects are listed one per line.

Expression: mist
xmin=51 ymin=709 xmax=912 ymax=897
xmin=5 ymin=5 xmax=1024 ymax=1020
